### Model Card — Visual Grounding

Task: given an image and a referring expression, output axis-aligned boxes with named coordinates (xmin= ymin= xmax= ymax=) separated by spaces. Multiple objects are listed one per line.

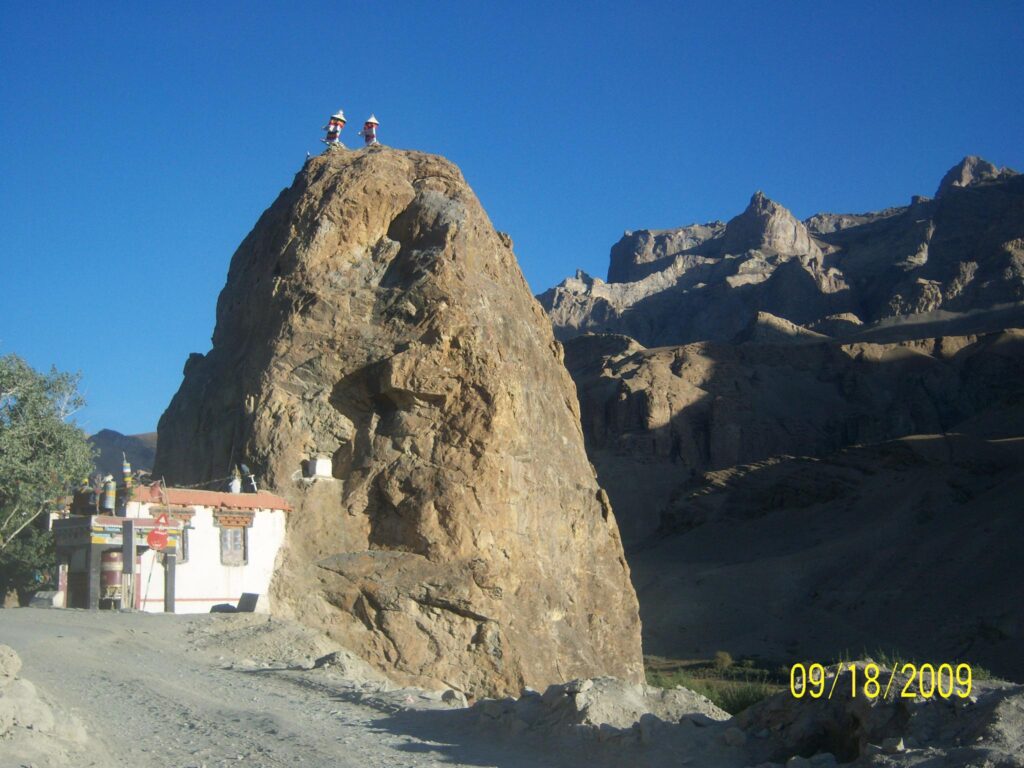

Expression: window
xmin=220 ymin=526 xmax=247 ymax=566
xmin=177 ymin=524 xmax=190 ymax=563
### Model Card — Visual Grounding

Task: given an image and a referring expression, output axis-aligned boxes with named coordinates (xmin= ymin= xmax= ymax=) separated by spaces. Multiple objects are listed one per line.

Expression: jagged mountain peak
xmin=607 ymin=221 xmax=725 ymax=283
xmin=936 ymin=155 xmax=1019 ymax=197
xmin=540 ymin=155 xmax=1024 ymax=348
xmin=748 ymin=189 xmax=774 ymax=209
xmin=719 ymin=190 xmax=821 ymax=258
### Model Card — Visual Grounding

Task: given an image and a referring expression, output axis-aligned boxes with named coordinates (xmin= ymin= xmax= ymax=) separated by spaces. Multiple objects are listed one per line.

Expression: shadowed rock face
xmin=155 ymin=147 xmax=643 ymax=696
xmin=535 ymin=155 xmax=1024 ymax=685
xmin=567 ymin=329 xmax=1024 ymax=542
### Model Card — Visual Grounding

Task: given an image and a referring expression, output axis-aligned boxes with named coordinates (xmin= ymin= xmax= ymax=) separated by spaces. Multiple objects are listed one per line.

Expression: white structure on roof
xmin=125 ymin=485 xmax=292 ymax=614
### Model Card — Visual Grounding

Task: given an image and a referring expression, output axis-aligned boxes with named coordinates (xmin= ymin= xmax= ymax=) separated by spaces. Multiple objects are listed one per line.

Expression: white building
xmin=54 ymin=483 xmax=292 ymax=613
xmin=125 ymin=484 xmax=292 ymax=614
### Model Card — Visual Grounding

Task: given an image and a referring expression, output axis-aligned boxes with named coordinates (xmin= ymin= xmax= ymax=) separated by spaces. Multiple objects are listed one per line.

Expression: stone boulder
xmin=475 ymin=677 xmax=727 ymax=737
xmin=155 ymin=147 xmax=643 ymax=697
xmin=0 ymin=645 xmax=91 ymax=765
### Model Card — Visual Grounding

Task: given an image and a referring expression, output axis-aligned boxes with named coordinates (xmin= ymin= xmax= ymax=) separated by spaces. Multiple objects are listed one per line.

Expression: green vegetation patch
xmin=644 ymin=653 xmax=784 ymax=715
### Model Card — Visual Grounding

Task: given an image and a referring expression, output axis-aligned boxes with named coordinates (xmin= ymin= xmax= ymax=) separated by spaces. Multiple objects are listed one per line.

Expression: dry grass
xmin=644 ymin=654 xmax=785 ymax=715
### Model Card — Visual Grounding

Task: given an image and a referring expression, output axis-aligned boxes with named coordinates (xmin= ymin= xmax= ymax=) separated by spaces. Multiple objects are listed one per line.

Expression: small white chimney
xmin=306 ymin=456 xmax=333 ymax=478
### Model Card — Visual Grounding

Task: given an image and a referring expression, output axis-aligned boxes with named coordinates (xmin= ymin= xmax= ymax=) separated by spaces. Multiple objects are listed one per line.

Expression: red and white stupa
xmin=358 ymin=114 xmax=380 ymax=147
xmin=322 ymin=109 xmax=346 ymax=147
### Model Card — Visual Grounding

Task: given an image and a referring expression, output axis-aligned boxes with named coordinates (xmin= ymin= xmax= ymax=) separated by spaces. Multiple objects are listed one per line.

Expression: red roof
xmin=130 ymin=483 xmax=293 ymax=512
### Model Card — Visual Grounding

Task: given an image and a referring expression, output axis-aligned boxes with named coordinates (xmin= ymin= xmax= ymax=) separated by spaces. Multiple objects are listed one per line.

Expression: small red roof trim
xmin=130 ymin=483 xmax=293 ymax=512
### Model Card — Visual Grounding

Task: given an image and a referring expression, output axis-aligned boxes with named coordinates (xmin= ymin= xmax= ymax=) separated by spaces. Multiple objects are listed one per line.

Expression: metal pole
xmin=163 ymin=553 xmax=176 ymax=613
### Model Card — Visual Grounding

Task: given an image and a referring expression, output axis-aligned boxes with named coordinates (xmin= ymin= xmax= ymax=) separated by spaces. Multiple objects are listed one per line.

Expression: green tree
xmin=0 ymin=354 xmax=94 ymax=558
xmin=0 ymin=525 xmax=54 ymax=604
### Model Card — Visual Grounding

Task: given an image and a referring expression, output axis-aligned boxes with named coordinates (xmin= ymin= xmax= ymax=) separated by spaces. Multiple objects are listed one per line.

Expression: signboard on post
xmin=146 ymin=513 xmax=169 ymax=551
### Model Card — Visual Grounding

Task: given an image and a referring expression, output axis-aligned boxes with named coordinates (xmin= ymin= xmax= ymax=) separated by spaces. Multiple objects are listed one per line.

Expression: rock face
xmin=718 ymin=191 xmax=821 ymax=259
xmin=566 ymin=328 xmax=1024 ymax=542
xmin=607 ymin=222 xmax=725 ymax=283
xmin=540 ymin=157 xmax=1024 ymax=682
xmin=155 ymin=147 xmax=643 ymax=697
xmin=539 ymin=157 xmax=1024 ymax=347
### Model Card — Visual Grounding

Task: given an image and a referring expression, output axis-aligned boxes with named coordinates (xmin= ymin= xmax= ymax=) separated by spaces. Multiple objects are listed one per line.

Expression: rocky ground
xmin=2 ymin=608 xmax=1023 ymax=767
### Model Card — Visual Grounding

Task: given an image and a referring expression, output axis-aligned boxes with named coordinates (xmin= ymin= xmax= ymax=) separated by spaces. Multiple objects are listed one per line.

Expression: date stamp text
xmin=789 ymin=663 xmax=973 ymax=701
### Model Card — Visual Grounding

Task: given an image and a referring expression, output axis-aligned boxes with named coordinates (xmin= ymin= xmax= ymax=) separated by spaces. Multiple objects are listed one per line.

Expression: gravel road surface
xmin=0 ymin=608 xmax=591 ymax=768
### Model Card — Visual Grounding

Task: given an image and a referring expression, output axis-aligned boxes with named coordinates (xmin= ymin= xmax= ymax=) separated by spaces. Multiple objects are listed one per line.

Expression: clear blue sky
xmin=2 ymin=1 xmax=1022 ymax=435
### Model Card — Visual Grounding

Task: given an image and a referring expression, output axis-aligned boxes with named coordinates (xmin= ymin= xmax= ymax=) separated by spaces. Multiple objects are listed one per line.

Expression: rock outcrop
xmin=0 ymin=645 xmax=92 ymax=766
xmin=936 ymin=154 xmax=1018 ymax=197
xmin=718 ymin=191 xmax=821 ymax=260
xmin=471 ymin=669 xmax=1024 ymax=766
xmin=475 ymin=676 xmax=727 ymax=738
xmin=608 ymin=222 xmax=725 ymax=283
xmin=155 ymin=147 xmax=643 ymax=697
xmin=539 ymin=157 xmax=1024 ymax=347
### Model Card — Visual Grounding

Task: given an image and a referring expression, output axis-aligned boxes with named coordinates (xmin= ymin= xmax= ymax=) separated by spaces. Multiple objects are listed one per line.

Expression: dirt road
xmin=6 ymin=608 xmax=1024 ymax=767
xmin=0 ymin=608 xmax=588 ymax=768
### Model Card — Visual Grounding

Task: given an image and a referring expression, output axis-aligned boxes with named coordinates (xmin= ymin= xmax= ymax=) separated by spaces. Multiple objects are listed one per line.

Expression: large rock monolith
xmin=155 ymin=147 xmax=644 ymax=696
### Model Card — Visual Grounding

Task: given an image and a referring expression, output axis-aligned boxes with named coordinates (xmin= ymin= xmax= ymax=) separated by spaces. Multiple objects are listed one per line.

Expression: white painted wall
xmin=126 ymin=502 xmax=286 ymax=614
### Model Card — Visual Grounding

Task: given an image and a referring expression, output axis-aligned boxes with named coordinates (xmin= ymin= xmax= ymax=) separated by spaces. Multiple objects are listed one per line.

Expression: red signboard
xmin=147 ymin=528 xmax=168 ymax=550
xmin=147 ymin=512 xmax=170 ymax=550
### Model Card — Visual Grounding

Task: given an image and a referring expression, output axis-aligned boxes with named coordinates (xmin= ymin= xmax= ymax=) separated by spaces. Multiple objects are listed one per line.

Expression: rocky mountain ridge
xmin=542 ymin=156 xmax=1024 ymax=680
xmin=540 ymin=156 xmax=1023 ymax=347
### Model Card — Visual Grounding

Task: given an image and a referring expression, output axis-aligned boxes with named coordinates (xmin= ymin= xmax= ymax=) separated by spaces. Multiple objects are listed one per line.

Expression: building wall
xmin=127 ymin=503 xmax=287 ymax=614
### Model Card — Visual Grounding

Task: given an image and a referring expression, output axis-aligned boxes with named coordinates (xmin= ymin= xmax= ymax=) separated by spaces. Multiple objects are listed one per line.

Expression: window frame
xmin=219 ymin=525 xmax=248 ymax=566
xmin=178 ymin=523 xmax=190 ymax=563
